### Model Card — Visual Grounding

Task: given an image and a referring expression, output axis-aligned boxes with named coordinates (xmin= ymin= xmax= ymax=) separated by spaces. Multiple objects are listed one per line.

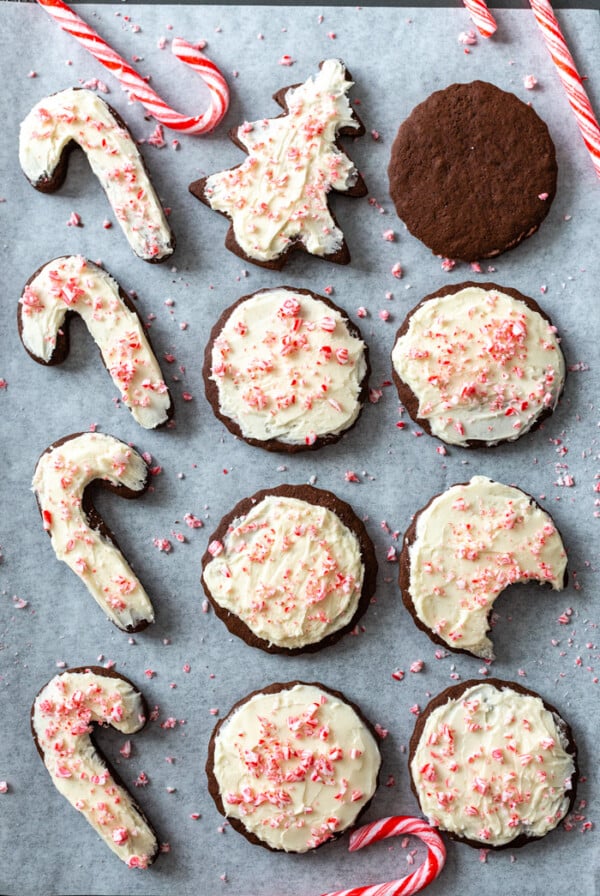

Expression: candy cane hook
xmin=35 ymin=0 xmax=229 ymax=134
xmin=320 ymin=816 xmax=446 ymax=896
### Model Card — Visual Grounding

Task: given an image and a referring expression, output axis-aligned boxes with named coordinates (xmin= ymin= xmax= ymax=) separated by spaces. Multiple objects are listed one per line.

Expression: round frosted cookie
xmin=201 ymin=484 xmax=377 ymax=653
xmin=204 ymin=287 xmax=369 ymax=451
xmin=31 ymin=666 xmax=159 ymax=868
xmin=409 ymin=679 xmax=578 ymax=849
xmin=400 ymin=476 xmax=567 ymax=659
xmin=388 ymin=81 xmax=557 ymax=261
xmin=206 ymin=681 xmax=381 ymax=852
xmin=391 ymin=282 xmax=565 ymax=447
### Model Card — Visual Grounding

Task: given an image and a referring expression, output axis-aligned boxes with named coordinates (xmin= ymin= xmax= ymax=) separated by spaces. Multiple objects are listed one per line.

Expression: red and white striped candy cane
xmin=529 ymin=0 xmax=600 ymax=179
xmin=463 ymin=0 xmax=498 ymax=38
xmin=35 ymin=0 xmax=229 ymax=134
xmin=320 ymin=816 xmax=446 ymax=896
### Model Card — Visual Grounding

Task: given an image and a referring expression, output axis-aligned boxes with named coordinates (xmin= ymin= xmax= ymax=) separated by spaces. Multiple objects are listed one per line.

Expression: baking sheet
xmin=0 ymin=4 xmax=599 ymax=895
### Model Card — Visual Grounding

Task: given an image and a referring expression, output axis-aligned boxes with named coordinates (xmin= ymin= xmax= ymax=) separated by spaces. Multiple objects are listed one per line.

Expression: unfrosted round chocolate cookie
xmin=399 ymin=476 xmax=568 ymax=659
xmin=201 ymin=484 xmax=377 ymax=653
xmin=204 ymin=286 xmax=369 ymax=452
xmin=391 ymin=281 xmax=565 ymax=447
xmin=206 ymin=681 xmax=381 ymax=852
xmin=409 ymin=679 xmax=578 ymax=849
xmin=388 ymin=81 xmax=557 ymax=261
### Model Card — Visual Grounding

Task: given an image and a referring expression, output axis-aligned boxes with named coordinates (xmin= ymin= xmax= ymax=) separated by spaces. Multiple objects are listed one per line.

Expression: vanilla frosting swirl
xmin=19 ymin=88 xmax=174 ymax=262
xmin=212 ymin=684 xmax=380 ymax=852
xmin=203 ymin=59 xmax=361 ymax=261
xmin=20 ymin=256 xmax=171 ymax=429
xmin=411 ymin=682 xmax=576 ymax=846
xmin=32 ymin=669 xmax=157 ymax=867
xmin=407 ymin=476 xmax=567 ymax=658
xmin=391 ymin=286 xmax=565 ymax=445
xmin=32 ymin=433 xmax=154 ymax=630
xmin=209 ymin=288 xmax=367 ymax=446
xmin=203 ymin=494 xmax=365 ymax=648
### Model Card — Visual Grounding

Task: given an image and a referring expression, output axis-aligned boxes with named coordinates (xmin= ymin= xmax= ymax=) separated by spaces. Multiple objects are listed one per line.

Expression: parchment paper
xmin=0 ymin=5 xmax=598 ymax=895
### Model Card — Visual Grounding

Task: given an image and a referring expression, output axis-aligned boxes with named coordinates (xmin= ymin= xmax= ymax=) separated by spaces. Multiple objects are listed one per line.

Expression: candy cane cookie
xmin=202 ymin=485 xmax=377 ymax=653
xmin=409 ymin=680 xmax=578 ymax=848
xmin=400 ymin=476 xmax=568 ymax=659
xmin=19 ymin=88 xmax=174 ymax=262
xmin=32 ymin=432 xmax=154 ymax=632
xmin=204 ymin=287 xmax=369 ymax=452
xmin=19 ymin=256 xmax=172 ymax=430
xmin=391 ymin=282 xmax=565 ymax=447
xmin=32 ymin=666 xmax=158 ymax=867
xmin=207 ymin=682 xmax=381 ymax=852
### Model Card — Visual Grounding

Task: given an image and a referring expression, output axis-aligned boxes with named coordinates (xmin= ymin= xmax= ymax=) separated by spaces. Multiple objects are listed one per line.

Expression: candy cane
xmin=320 ymin=816 xmax=446 ymax=896
xmin=32 ymin=666 xmax=158 ymax=867
xmin=529 ymin=0 xmax=600 ymax=179
xmin=35 ymin=0 xmax=229 ymax=134
xmin=32 ymin=432 xmax=155 ymax=632
xmin=19 ymin=256 xmax=173 ymax=430
xmin=462 ymin=0 xmax=497 ymax=38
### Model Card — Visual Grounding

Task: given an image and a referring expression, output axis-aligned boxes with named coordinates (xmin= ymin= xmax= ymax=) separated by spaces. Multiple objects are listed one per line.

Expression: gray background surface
xmin=0 ymin=4 xmax=599 ymax=895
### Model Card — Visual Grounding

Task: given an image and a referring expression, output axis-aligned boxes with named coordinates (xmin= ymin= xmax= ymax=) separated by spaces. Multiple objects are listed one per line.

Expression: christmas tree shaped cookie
xmin=190 ymin=59 xmax=366 ymax=269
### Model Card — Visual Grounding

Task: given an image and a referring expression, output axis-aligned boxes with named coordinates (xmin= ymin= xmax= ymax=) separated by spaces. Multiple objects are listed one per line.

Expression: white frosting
xmin=212 ymin=684 xmax=380 ymax=852
xmin=411 ymin=682 xmax=576 ymax=846
xmin=32 ymin=433 xmax=154 ymax=631
xmin=391 ymin=286 xmax=565 ymax=446
xmin=20 ymin=256 xmax=171 ymax=429
xmin=210 ymin=288 xmax=367 ymax=446
xmin=204 ymin=59 xmax=361 ymax=262
xmin=407 ymin=476 xmax=567 ymax=659
xmin=19 ymin=88 xmax=174 ymax=262
xmin=32 ymin=669 xmax=157 ymax=867
xmin=203 ymin=494 xmax=365 ymax=649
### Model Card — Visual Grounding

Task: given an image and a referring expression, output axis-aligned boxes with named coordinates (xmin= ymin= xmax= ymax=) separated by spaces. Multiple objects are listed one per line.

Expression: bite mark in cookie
xmin=400 ymin=476 xmax=567 ymax=659
xmin=409 ymin=680 xmax=577 ymax=848
xmin=32 ymin=432 xmax=154 ymax=632
xmin=388 ymin=81 xmax=557 ymax=261
xmin=391 ymin=282 xmax=565 ymax=447
xmin=19 ymin=88 xmax=174 ymax=262
xmin=19 ymin=256 xmax=173 ymax=430
xmin=31 ymin=666 xmax=158 ymax=868
xmin=204 ymin=287 xmax=369 ymax=451
xmin=207 ymin=682 xmax=381 ymax=852
xmin=189 ymin=59 xmax=366 ymax=269
xmin=202 ymin=485 xmax=377 ymax=653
